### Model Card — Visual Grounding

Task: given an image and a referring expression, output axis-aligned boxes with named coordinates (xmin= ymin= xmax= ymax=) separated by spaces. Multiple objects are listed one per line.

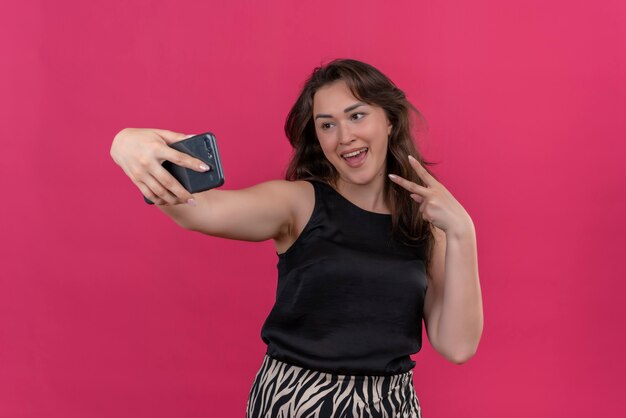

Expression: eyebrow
xmin=314 ymin=102 xmax=366 ymax=120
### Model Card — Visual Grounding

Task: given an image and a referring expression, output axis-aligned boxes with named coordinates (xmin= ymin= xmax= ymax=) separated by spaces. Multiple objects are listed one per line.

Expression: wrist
xmin=445 ymin=220 xmax=475 ymax=241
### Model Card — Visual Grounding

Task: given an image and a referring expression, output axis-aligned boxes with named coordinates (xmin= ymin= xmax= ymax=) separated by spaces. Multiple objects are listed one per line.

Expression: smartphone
xmin=143 ymin=132 xmax=225 ymax=205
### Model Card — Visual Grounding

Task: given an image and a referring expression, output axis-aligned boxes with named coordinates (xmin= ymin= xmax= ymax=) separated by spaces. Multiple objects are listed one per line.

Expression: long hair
xmin=284 ymin=58 xmax=439 ymax=266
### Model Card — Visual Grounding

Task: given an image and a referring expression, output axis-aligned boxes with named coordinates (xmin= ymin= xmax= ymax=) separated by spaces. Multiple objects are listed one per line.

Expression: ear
xmin=387 ymin=123 xmax=393 ymax=136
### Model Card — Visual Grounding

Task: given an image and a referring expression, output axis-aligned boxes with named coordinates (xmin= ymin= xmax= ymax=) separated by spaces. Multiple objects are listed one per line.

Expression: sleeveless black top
xmin=260 ymin=180 xmax=429 ymax=376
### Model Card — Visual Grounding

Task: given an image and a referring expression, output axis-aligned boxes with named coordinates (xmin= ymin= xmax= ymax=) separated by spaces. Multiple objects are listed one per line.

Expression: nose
xmin=337 ymin=122 xmax=355 ymax=145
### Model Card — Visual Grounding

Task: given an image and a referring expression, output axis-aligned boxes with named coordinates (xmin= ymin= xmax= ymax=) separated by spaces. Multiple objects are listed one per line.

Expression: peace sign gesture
xmin=388 ymin=155 xmax=474 ymax=236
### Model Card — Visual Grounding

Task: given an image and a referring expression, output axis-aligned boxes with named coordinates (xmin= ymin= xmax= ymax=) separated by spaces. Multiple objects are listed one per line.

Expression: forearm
xmin=436 ymin=225 xmax=484 ymax=361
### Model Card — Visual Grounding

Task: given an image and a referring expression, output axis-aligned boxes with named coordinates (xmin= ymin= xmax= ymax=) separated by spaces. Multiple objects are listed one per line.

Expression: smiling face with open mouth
xmin=313 ymin=80 xmax=392 ymax=190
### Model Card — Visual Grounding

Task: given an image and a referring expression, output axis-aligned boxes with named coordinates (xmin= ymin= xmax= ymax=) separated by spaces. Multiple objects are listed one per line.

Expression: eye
xmin=319 ymin=113 xmax=365 ymax=130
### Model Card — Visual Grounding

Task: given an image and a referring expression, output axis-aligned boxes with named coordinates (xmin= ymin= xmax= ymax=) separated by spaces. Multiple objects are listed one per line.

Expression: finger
xmin=142 ymin=172 xmax=181 ymax=205
xmin=408 ymin=155 xmax=436 ymax=187
xmin=136 ymin=180 xmax=167 ymax=205
xmin=151 ymin=164 xmax=196 ymax=204
xmin=150 ymin=128 xmax=195 ymax=145
xmin=388 ymin=173 xmax=429 ymax=195
xmin=410 ymin=193 xmax=424 ymax=203
xmin=418 ymin=204 xmax=426 ymax=219
xmin=159 ymin=147 xmax=211 ymax=173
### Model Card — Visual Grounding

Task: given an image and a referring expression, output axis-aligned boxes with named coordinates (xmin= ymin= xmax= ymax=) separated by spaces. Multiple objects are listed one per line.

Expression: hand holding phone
xmin=143 ymin=132 xmax=225 ymax=205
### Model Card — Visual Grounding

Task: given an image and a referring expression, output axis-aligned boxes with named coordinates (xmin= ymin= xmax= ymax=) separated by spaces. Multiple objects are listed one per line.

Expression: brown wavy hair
xmin=284 ymin=58 xmax=439 ymax=266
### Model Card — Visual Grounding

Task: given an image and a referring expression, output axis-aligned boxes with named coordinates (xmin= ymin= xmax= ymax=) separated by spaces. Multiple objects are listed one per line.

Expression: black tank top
xmin=260 ymin=179 xmax=429 ymax=376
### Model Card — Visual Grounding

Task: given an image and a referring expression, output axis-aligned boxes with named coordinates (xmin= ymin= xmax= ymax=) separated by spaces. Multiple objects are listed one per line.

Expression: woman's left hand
xmin=388 ymin=155 xmax=474 ymax=236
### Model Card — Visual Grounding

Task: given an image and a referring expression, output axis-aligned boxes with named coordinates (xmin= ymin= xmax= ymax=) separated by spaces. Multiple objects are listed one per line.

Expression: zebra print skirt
xmin=246 ymin=354 xmax=422 ymax=417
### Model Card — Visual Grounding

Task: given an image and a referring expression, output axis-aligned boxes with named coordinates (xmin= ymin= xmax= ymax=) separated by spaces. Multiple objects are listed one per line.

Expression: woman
xmin=110 ymin=58 xmax=483 ymax=417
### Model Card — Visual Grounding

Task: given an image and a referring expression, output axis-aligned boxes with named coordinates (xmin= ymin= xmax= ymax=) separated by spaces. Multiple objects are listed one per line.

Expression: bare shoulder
xmin=241 ymin=179 xmax=310 ymax=204
xmin=255 ymin=179 xmax=313 ymax=211
xmin=273 ymin=180 xmax=315 ymax=254
xmin=263 ymin=178 xmax=312 ymax=196
xmin=290 ymin=180 xmax=315 ymax=227
xmin=286 ymin=179 xmax=315 ymax=203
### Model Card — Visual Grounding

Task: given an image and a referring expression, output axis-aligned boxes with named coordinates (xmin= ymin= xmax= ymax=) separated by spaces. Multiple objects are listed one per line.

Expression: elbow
xmin=445 ymin=324 xmax=484 ymax=365
xmin=442 ymin=345 xmax=478 ymax=365
xmin=448 ymin=351 xmax=476 ymax=365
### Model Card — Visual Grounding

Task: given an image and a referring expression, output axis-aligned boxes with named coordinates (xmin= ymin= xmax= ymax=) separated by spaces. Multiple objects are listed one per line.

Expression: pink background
xmin=1 ymin=0 xmax=624 ymax=417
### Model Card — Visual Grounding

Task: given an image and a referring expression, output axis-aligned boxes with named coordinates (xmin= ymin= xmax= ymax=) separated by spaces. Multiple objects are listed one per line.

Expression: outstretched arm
xmin=157 ymin=180 xmax=299 ymax=242
xmin=111 ymin=127 xmax=298 ymax=242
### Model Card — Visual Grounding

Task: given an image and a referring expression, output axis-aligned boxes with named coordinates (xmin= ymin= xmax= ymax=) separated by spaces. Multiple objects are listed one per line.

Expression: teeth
xmin=342 ymin=148 xmax=367 ymax=158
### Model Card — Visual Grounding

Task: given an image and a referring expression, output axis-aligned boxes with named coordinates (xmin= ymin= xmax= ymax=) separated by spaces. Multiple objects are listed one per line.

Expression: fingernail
xmin=199 ymin=163 xmax=210 ymax=171
xmin=184 ymin=134 xmax=196 ymax=139
xmin=187 ymin=199 xmax=196 ymax=206
xmin=388 ymin=174 xmax=397 ymax=180
xmin=408 ymin=155 xmax=415 ymax=160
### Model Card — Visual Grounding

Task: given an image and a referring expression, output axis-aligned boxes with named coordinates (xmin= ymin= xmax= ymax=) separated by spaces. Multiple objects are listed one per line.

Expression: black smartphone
xmin=143 ymin=132 xmax=225 ymax=205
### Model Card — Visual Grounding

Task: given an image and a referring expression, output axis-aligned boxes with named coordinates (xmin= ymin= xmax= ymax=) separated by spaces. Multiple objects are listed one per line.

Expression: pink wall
xmin=1 ymin=0 xmax=624 ymax=417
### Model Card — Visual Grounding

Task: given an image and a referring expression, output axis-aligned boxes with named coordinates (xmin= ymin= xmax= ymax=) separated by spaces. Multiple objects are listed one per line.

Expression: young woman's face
xmin=312 ymin=80 xmax=392 ymax=188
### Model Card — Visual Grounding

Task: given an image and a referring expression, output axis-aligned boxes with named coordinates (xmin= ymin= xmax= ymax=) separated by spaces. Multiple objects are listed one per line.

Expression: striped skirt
xmin=246 ymin=354 xmax=422 ymax=418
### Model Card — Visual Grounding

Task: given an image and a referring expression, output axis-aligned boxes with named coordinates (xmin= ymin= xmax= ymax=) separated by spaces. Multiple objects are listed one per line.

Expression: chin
xmin=333 ymin=157 xmax=386 ymax=187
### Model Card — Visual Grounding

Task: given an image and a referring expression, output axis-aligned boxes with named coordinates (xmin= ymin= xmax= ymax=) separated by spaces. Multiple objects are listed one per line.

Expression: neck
xmin=335 ymin=171 xmax=389 ymax=214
